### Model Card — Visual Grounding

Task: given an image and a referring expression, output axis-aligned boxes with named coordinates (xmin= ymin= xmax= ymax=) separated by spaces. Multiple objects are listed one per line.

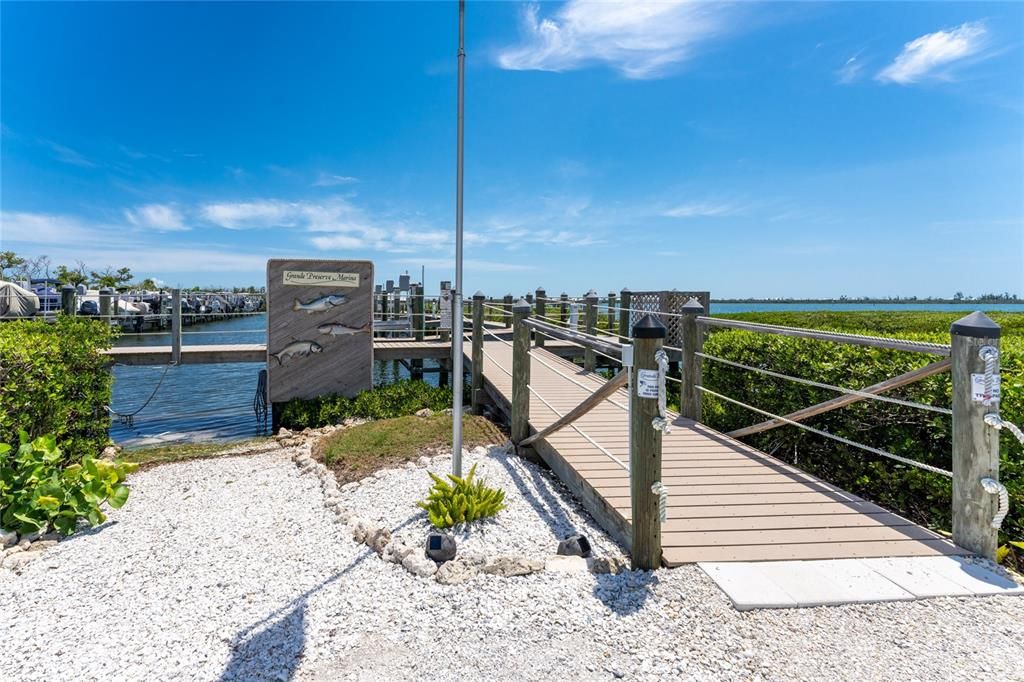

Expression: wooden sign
xmin=266 ymin=259 xmax=374 ymax=402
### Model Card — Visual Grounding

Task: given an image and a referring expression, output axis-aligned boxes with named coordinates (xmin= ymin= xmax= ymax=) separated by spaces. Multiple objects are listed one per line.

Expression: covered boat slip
xmin=469 ymin=336 xmax=967 ymax=566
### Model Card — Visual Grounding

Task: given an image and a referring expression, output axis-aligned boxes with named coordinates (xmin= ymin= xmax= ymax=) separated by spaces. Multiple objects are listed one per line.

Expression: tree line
xmin=0 ymin=251 xmax=263 ymax=293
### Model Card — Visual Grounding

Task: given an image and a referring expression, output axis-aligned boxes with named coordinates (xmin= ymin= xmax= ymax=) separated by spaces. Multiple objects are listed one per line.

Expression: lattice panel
xmin=628 ymin=290 xmax=710 ymax=348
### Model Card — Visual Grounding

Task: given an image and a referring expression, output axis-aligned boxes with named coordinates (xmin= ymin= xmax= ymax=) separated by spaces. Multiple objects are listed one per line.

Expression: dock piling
xmin=535 ymin=287 xmax=546 ymax=348
xmin=680 ymin=297 xmax=704 ymax=421
xmin=511 ymin=299 xmax=533 ymax=457
xmin=171 ymin=288 xmax=182 ymax=365
xmin=471 ymin=291 xmax=485 ymax=415
xmin=583 ymin=290 xmax=598 ymax=371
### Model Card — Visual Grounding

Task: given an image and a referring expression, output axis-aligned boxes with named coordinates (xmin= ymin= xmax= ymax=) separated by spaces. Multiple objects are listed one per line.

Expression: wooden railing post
xmin=60 ymin=285 xmax=76 ymax=316
xmin=951 ymin=311 xmax=1002 ymax=559
xmin=171 ymin=288 xmax=182 ymax=365
xmin=583 ymin=289 xmax=598 ymax=371
xmin=471 ymin=291 xmax=485 ymax=415
xmin=619 ymin=288 xmax=632 ymax=340
xmin=630 ymin=314 xmax=666 ymax=570
xmin=535 ymin=287 xmax=546 ymax=348
xmin=503 ymin=293 xmax=513 ymax=329
xmin=560 ymin=292 xmax=568 ymax=324
xmin=680 ymin=297 xmax=704 ymax=422
xmin=511 ymin=299 xmax=532 ymax=452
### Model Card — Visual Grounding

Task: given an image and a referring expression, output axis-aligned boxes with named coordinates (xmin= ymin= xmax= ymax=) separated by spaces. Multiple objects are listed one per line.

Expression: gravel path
xmin=1 ymin=444 xmax=1021 ymax=682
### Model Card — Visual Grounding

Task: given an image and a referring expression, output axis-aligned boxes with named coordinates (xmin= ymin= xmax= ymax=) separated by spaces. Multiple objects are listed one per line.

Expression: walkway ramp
xmin=475 ymin=337 xmax=968 ymax=566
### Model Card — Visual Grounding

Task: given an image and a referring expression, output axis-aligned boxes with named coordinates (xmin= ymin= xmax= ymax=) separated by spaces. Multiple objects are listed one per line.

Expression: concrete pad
xmin=862 ymin=556 xmax=1024 ymax=598
xmin=699 ymin=562 xmax=799 ymax=611
xmin=700 ymin=556 xmax=1024 ymax=610
xmin=756 ymin=560 xmax=915 ymax=607
xmin=544 ymin=555 xmax=589 ymax=573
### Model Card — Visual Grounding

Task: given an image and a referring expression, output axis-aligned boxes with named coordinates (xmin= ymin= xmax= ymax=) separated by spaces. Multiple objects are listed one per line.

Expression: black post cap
xmin=951 ymin=311 xmax=1000 ymax=339
xmin=632 ymin=314 xmax=667 ymax=339
xmin=472 ymin=290 xmax=485 ymax=300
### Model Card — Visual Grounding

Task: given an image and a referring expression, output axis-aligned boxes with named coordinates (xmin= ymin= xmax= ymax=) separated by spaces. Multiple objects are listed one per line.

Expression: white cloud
xmin=313 ymin=172 xmax=359 ymax=187
xmin=495 ymin=1 xmax=734 ymax=79
xmin=124 ymin=204 xmax=188 ymax=231
xmin=877 ymin=22 xmax=988 ymax=85
xmin=662 ymin=202 xmax=737 ymax=218
xmin=42 ymin=140 xmax=96 ymax=168
xmin=837 ymin=55 xmax=863 ymax=85
xmin=310 ymin=234 xmax=367 ymax=250
xmin=199 ymin=200 xmax=303 ymax=230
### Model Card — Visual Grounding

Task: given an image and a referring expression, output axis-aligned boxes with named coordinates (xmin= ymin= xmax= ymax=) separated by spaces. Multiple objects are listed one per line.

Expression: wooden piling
xmin=607 ymin=292 xmax=617 ymax=335
xmin=99 ymin=288 xmax=112 ymax=319
xmin=951 ymin=312 xmax=1002 ymax=559
xmin=584 ymin=290 xmax=598 ymax=372
xmin=511 ymin=299 xmax=532 ymax=454
xmin=630 ymin=314 xmax=666 ymax=570
xmin=471 ymin=291 xmax=485 ymax=415
xmin=503 ymin=294 xmax=513 ymax=329
xmin=619 ymin=288 xmax=632 ymax=340
xmin=560 ymin=292 xmax=569 ymax=324
xmin=535 ymin=287 xmax=546 ymax=348
xmin=680 ymin=297 xmax=704 ymax=421
xmin=171 ymin=288 xmax=182 ymax=365
xmin=60 ymin=285 xmax=76 ymax=316
xmin=411 ymin=283 xmax=424 ymax=380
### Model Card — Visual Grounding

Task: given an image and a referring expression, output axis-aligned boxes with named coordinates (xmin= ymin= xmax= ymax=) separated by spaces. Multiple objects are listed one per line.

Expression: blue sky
xmin=1 ymin=1 xmax=1022 ymax=297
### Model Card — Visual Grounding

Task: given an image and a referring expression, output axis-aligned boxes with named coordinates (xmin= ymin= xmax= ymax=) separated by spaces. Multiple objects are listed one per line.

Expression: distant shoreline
xmin=712 ymin=298 xmax=1021 ymax=305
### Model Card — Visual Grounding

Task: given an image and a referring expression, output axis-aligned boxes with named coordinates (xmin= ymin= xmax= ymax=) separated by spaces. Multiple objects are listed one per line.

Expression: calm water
xmin=110 ymin=302 xmax=1024 ymax=448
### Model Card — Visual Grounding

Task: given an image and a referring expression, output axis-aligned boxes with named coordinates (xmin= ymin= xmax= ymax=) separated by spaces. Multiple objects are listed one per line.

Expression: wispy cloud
xmin=124 ymin=204 xmax=189 ymax=232
xmin=661 ymin=201 xmax=738 ymax=218
xmin=313 ymin=172 xmax=359 ymax=187
xmin=42 ymin=140 xmax=96 ymax=168
xmin=837 ymin=55 xmax=864 ymax=85
xmin=495 ymin=1 xmax=736 ymax=79
xmin=877 ymin=22 xmax=988 ymax=85
xmin=200 ymin=200 xmax=303 ymax=230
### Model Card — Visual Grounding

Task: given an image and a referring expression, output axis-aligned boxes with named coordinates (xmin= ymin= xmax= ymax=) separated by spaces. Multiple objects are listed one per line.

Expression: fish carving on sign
xmin=271 ymin=340 xmax=323 ymax=366
xmin=316 ymin=322 xmax=371 ymax=337
xmin=292 ymin=294 xmax=349 ymax=313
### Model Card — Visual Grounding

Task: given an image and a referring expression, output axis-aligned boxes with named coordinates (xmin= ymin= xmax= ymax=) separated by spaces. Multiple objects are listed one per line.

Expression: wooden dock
xmin=471 ymin=336 xmax=967 ymax=565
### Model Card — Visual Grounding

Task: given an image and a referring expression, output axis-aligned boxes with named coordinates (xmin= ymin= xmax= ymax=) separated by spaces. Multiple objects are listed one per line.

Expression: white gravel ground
xmin=1 ymin=444 xmax=1021 ymax=682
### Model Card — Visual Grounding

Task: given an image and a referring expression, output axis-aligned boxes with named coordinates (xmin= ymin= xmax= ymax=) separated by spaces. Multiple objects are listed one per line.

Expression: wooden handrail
xmin=727 ymin=358 xmax=952 ymax=439
xmin=519 ymin=370 xmax=628 ymax=447
xmin=522 ymin=318 xmax=622 ymax=359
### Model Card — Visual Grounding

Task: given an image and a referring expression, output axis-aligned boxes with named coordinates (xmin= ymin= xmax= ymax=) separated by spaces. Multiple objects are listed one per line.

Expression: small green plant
xmin=0 ymin=432 xmax=139 ymax=536
xmin=417 ymin=463 xmax=506 ymax=528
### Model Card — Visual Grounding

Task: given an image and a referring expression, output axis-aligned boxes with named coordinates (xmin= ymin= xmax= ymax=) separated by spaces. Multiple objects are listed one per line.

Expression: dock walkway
xmin=472 ymin=336 xmax=967 ymax=565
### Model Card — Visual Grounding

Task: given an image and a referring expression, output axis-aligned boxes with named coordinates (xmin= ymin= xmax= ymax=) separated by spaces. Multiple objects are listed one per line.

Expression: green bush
xmin=418 ymin=463 xmax=506 ymax=528
xmin=1 ymin=432 xmax=138 ymax=535
xmin=0 ymin=317 xmax=116 ymax=463
xmin=700 ymin=312 xmax=1023 ymax=545
xmin=279 ymin=380 xmax=455 ymax=430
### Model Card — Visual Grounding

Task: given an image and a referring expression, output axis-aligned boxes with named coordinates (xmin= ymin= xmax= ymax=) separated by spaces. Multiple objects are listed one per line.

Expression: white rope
xmin=527 ymin=384 xmax=629 ymax=472
xmin=980 ymin=346 xmax=999 ymax=406
xmin=651 ymin=481 xmax=668 ymax=522
xmin=695 ymin=385 xmax=953 ymax=478
xmin=651 ymin=348 xmax=671 ymax=434
xmin=980 ymin=478 xmax=1010 ymax=531
xmin=527 ymin=349 xmax=629 ymax=413
xmin=697 ymin=352 xmax=953 ymax=416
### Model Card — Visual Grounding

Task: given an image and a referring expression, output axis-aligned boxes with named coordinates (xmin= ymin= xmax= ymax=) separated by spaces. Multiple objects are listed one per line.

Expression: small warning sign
xmin=637 ymin=369 xmax=659 ymax=399
xmin=970 ymin=373 xmax=1001 ymax=402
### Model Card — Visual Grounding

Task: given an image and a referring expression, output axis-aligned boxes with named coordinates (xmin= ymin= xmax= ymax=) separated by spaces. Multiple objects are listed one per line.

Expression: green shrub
xmin=1 ymin=432 xmax=138 ymax=535
xmin=417 ymin=463 xmax=506 ymax=528
xmin=280 ymin=380 xmax=455 ymax=430
xmin=700 ymin=312 xmax=1023 ymax=545
xmin=0 ymin=317 xmax=116 ymax=463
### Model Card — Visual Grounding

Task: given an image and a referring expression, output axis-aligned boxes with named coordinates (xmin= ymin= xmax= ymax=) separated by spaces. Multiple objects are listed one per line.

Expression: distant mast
xmin=451 ymin=0 xmax=466 ymax=476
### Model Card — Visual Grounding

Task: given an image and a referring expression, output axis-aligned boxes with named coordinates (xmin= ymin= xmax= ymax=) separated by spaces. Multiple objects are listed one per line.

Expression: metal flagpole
xmin=451 ymin=0 xmax=466 ymax=477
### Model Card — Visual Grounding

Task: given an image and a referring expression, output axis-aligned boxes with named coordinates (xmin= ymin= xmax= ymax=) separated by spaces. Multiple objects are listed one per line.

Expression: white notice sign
xmin=637 ymin=369 xmax=659 ymax=399
xmin=439 ymin=289 xmax=452 ymax=330
xmin=970 ymin=373 xmax=1001 ymax=402
xmin=283 ymin=271 xmax=360 ymax=287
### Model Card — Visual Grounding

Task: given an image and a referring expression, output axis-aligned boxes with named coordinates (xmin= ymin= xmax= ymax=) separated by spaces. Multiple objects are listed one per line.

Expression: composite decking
xmin=471 ymin=336 xmax=968 ymax=565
